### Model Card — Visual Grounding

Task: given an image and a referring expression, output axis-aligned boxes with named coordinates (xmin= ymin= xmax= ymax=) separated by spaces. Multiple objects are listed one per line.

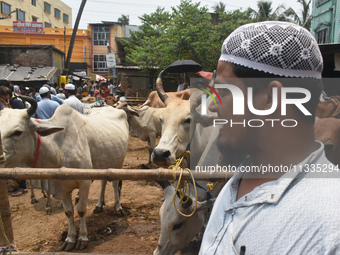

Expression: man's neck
xmin=236 ymin=122 xmax=317 ymax=200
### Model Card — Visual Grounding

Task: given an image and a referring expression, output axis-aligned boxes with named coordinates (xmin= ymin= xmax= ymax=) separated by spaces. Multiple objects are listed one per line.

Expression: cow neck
xmin=32 ymin=119 xmax=41 ymax=168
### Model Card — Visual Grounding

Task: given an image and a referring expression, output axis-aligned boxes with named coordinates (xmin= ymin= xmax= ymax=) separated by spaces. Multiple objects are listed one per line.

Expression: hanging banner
xmin=106 ymin=53 xmax=116 ymax=68
xmin=13 ymin=21 xmax=44 ymax=34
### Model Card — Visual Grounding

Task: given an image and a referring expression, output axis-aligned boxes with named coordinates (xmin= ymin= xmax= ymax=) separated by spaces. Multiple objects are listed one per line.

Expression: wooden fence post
xmin=0 ymin=180 xmax=14 ymax=246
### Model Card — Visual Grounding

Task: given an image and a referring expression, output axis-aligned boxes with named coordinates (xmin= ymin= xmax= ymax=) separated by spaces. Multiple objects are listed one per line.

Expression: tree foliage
xmin=118 ymin=14 xmax=130 ymax=25
xmin=213 ymin=2 xmax=226 ymax=14
xmin=284 ymin=0 xmax=312 ymax=30
xmin=122 ymin=0 xmax=252 ymax=72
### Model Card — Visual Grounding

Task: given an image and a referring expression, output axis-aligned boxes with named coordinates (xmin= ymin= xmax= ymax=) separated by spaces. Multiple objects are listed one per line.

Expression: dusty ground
xmin=8 ymin=137 xmax=164 ymax=254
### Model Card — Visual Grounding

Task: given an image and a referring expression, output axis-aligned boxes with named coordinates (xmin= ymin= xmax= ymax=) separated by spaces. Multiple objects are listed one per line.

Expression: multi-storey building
xmin=0 ymin=0 xmax=72 ymax=29
xmin=311 ymin=0 xmax=340 ymax=44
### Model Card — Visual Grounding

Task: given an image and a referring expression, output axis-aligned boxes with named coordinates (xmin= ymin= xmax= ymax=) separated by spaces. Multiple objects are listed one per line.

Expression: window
xmin=317 ymin=29 xmax=329 ymax=44
xmin=44 ymin=2 xmax=51 ymax=13
xmin=315 ymin=0 xmax=330 ymax=6
xmin=44 ymin=22 xmax=51 ymax=28
xmin=31 ymin=0 xmax=36 ymax=6
xmin=16 ymin=9 xmax=25 ymax=21
xmin=1 ymin=2 xmax=11 ymax=14
xmin=93 ymin=25 xmax=110 ymax=46
xmin=32 ymin=16 xmax=37 ymax=22
xmin=93 ymin=54 xmax=107 ymax=72
xmin=63 ymin=13 xmax=69 ymax=23
xmin=54 ymin=8 xmax=60 ymax=19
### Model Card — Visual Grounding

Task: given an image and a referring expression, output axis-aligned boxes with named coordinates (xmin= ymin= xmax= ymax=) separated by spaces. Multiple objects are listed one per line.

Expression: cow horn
xmin=209 ymin=70 xmax=216 ymax=88
xmin=176 ymin=191 xmax=193 ymax=209
xmin=157 ymin=180 xmax=171 ymax=190
xmin=156 ymin=70 xmax=169 ymax=104
xmin=19 ymin=95 xmax=37 ymax=117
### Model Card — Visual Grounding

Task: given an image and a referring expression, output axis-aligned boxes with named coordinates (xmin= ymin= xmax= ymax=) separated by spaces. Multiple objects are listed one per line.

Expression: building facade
xmin=0 ymin=44 xmax=64 ymax=87
xmin=311 ymin=0 xmax=340 ymax=44
xmin=0 ymin=0 xmax=72 ymax=29
xmin=87 ymin=22 xmax=154 ymax=97
xmin=0 ymin=25 xmax=89 ymax=67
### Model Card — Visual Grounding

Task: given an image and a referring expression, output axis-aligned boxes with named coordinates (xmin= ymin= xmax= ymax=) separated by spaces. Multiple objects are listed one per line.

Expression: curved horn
xmin=19 ymin=95 xmax=37 ymax=117
xmin=157 ymin=180 xmax=171 ymax=190
xmin=156 ymin=70 xmax=169 ymax=104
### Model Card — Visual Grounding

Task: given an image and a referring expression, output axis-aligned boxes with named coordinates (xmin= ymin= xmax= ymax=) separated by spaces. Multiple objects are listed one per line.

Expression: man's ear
xmin=266 ymin=80 xmax=283 ymax=111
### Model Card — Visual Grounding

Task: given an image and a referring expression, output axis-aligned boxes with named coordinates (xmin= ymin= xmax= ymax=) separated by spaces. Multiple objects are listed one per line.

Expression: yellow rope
xmin=169 ymin=150 xmax=198 ymax=218
xmin=0 ymin=153 xmax=5 ymax=163
xmin=0 ymin=211 xmax=12 ymax=255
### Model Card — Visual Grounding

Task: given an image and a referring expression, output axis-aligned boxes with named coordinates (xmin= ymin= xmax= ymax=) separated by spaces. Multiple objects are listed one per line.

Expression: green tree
xmin=213 ymin=2 xmax=226 ymax=14
xmin=247 ymin=1 xmax=288 ymax=21
xmin=123 ymin=0 xmax=252 ymax=72
xmin=284 ymin=0 xmax=312 ymax=30
xmin=118 ymin=14 xmax=130 ymax=25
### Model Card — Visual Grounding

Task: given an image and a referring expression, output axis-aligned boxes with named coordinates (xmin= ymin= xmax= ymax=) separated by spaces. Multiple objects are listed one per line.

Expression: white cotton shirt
xmin=63 ymin=95 xmax=84 ymax=114
xmin=199 ymin=141 xmax=340 ymax=255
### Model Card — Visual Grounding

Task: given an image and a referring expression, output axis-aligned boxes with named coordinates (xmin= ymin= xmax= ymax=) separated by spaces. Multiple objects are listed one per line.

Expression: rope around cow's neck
xmin=169 ymin=150 xmax=198 ymax=217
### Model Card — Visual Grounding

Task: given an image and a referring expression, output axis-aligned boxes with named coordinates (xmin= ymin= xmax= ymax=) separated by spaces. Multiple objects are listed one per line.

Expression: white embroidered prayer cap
xmin=219 ymin=21 xmax=323 ymax=78
xmin=65 ymin=84 xmax=75 ymax=90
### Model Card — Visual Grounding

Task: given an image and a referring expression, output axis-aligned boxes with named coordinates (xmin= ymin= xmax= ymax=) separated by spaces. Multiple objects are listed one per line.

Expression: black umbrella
xmin=163 ymin=60 xmax=202 ymax=73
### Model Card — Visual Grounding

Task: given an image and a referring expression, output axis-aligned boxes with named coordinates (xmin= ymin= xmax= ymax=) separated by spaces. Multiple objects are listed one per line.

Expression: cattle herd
xmin=0 ymin=77 xmax=339 ymax=254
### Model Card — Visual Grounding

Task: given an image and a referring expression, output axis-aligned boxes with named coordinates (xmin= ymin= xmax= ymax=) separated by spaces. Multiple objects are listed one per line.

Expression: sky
xmin=66 ymin=0 xmax=305 ymax=29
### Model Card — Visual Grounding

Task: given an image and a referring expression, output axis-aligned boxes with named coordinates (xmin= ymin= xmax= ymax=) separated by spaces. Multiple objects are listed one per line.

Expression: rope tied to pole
xmin=169 ymin=150 xmax=198 ymax=218
xmin=0 ymin=153 xmax=5 ymax=164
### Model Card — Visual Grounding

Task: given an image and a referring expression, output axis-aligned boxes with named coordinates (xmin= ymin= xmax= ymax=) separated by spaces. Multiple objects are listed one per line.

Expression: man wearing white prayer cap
xmin=63 ymin=83 xmax=84 ymax=114
xmin=32 ymin=86 xmax=60 ymax=119
xmin=199 ymin=21 xmax=340 ymax=254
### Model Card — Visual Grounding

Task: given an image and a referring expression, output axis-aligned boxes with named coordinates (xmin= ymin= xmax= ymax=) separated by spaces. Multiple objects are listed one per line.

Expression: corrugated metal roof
xmin=0 ymin=65 xmax=58 ymax=81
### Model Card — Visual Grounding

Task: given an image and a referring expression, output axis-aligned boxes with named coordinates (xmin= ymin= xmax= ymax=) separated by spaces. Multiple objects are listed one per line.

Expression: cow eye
xmin=184 ymin=118 xmax=191 ymax=124
xmin=173 ymin=223 xmax=183 ymax=231
xmin=11 ymin=131 xmax=22 ymax=137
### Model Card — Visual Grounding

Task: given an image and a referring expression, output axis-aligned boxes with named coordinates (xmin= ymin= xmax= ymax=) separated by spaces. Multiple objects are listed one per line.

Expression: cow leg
xmin=30 ymin=181 xmax=38 ymax=204
xmin=112 ymin=180 xmax=123 ymax=213
xmin=45 ymin=190 xmax=52 ymax=215
xmin=93 ymin=180 xmax=107 ymax=214
xmin=76 ymin=182 xmax=90 ymax=250
xmin=148 ymin=132 xmax=157 ymax=164
xmin=61 ymin=192 xmax=76 ymax=251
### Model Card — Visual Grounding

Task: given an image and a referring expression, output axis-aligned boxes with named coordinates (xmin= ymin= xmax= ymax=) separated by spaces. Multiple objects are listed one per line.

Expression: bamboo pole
xmin=0 ymin=129 xmax=14 ymax=247
xmin=0 ymin=180 xmax=14 ymax=247
xmin=0 ymin=167 xmax=232 ymax=181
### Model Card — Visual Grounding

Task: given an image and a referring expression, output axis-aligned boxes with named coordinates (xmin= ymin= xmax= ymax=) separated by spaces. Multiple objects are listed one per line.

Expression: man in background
xmin=33 ymin=86 xmax=60 ymax=119
xmin=63 ymin=83 xmax=84 ymax=114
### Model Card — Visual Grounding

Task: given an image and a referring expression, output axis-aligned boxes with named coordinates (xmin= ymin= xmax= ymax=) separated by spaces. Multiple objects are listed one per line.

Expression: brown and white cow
xmin=140 ymin=89 xmax=191 ymax=108
xmin=151 ymin=73 xmax=224 ymax=254
xmin=0 ymin=96 xmax=129 ymax=251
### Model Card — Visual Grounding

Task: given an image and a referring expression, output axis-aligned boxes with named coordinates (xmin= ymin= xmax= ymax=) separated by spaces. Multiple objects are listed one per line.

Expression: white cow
xmin=150 ymin=74 xmax=229 ymax=254
xmin=0 ymin=96 xmax=129 ymax=251
xmin=126 ymin=105 xmax=162 ymax=164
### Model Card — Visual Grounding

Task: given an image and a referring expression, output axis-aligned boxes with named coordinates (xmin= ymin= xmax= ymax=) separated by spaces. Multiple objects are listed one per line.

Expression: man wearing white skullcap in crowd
xmin=199 ymin=21 xmax=340 ymax=254
xmin=36 ymin=84 xmax=64 ymax=105
xmin=63 ymin=84 xmax=84 ymax=114
xmin=33 ymin=86 xmax=60 ymax=119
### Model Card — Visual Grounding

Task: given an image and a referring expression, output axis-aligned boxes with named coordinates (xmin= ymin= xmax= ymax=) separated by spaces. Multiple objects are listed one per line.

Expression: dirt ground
xmin=7 ymin=137 xmax=164 ymax=254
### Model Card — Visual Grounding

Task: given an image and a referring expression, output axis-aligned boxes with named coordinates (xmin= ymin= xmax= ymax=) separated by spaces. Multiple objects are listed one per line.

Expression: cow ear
xmin=36 ymin=125 xmax=64 ymax=136
xmin=196 ymin=198 xmax=216 ymax=212
xmin=117 ymin=104 xmax=139 ymax=117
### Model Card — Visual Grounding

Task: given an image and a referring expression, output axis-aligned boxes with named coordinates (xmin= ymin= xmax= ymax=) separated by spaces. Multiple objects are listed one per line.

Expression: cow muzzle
xmin=152 ymin=148 xmax=172 ymax=165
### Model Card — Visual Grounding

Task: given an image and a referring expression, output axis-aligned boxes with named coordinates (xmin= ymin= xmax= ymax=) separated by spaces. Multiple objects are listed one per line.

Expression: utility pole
xmin=64 ymin=0 xmax=87 ymax=73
